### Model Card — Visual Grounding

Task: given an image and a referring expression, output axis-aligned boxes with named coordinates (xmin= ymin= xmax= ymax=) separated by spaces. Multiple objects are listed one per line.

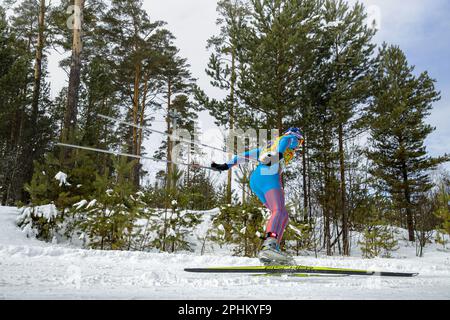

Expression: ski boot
xmin=258 ymin=235 xmax=295 ymax=266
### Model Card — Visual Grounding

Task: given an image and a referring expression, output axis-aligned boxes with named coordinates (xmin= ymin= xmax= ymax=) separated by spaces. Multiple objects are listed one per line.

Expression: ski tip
xmin=374 ymin=271 xmax=419 ymax=277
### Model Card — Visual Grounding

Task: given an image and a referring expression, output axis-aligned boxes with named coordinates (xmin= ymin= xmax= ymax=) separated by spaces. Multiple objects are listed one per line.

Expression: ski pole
xmin=98 ymin=114 xmax=226 ymax=153
xmin=56 ymin=143 xmax=215 ymax=171
xmin=97 ymin=114 xmax=260 ymax=165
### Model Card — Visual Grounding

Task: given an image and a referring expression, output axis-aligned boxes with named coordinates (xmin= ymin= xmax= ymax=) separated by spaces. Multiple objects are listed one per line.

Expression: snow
xmin=324 ymin=21 xmax=341 ymax=28
xmin=319 ymin=19 xmax=343 ymax=30
xmin=289 ymin=224 xmax=303 ymax=236
xmin=18 ymin=204 xmax=59 ymax=225
xmin=54 ymin=171 xmax=71 ymax=187
xmin=73 ymin=200 xmax=88 ymax=210
xmin=0 ymin=206 xmax=450 ymax=300
xmin=86 ymin=199 xmax=97 ymax=209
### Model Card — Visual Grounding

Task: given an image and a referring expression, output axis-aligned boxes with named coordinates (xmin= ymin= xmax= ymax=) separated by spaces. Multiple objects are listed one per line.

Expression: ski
xmin=184 ymin=265 xmax=419 ymax=277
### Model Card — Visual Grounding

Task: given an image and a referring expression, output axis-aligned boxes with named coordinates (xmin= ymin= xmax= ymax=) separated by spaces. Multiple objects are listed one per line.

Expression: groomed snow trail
xmin=1 ymin=206 xmax=450 ymax=300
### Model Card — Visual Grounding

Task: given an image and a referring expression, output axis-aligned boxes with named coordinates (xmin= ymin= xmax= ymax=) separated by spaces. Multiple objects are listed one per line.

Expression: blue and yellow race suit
xmin=227 ymin=134 xmax=301 ymax=242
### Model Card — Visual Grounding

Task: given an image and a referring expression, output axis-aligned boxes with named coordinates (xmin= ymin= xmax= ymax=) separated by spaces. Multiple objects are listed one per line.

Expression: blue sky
xmin=45 ymin=0 xmax=450 ymax=174
xmin=359 ymin=0 xmax=450 ymax=159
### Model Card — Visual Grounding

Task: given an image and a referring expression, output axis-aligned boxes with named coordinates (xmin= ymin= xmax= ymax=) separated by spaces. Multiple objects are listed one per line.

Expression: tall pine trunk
xmin=338 ymin=124 xmax=350 ymax=255
xmin=137 ymin=78 xmax=149 ymax=157
xmin=31 ymin=0 xmax=45 ymax=129
xmin=226 ymin=47 xmax=236 ymax=204
xmin=131 ymin=63 xmax=141 ymax=188
xmin=323 ymin=128 xmax=332 ymax=256
xmin=17 ymin=0 xmax=46 ymax=202
xmin=166 ymin=79 xmax=173 ymax=190
xmin=402 ymin=164 xmax=415 ymax=241
xmin=302 ymin=135 xmax=308 ymax=222
xmin=61 ymin=0 xmax=84 ymax=161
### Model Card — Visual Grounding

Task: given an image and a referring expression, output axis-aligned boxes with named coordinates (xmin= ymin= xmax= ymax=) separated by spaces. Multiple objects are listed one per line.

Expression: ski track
xmin=1 ymin=206 xmax=450 ymax=300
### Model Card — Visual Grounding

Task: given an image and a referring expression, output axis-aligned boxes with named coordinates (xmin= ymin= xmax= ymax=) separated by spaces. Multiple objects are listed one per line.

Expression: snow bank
xmin=0 ymin=206 xmax=450 ymax=299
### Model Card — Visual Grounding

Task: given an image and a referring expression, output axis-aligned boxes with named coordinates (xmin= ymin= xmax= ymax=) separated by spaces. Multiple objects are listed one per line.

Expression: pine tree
xmin=101 ymin=0 xmax=173 ymax=188
xmin=239 ymin=0 xmax=323 ymax=131
xmin=434 ymin=175 xmax=450 ymax=248
xmin=0 ymin=1 xmax=55 ymax=203
xmin=211 ymin=202 xmax=267 ymax=257
xmin=415 ymin=194 xmax=441 ymax=257
xmin=358 ymin=220 xmax=399 ymax=258
xmin=26 ymin=0 xmax=47 ymax=178
xmin=71 ymin=157 xmax=140 ymax=250
xmin=318 ymin=0 xmax=376 ymax=255
xmin=201 ymin=0 xmax=251 ymax=204
xmin=283 ymin=205 xmax=315 ymax=255
xmin=5 ymin=0 xmax=50 ymax=194
xmin=0 ymin=7 xmax=30 ymax=204
xmin=158 ymin=47 xmax=196 ymax=190
xmin=61 ymin=0 xmax=85 ymax=160
xmin=19 ymin=150 xmax=98 ymax=242
xmin=368 ymin=44 xmax=448 ymax=241
xmin=183 ymin=165 xmax=219 ymax=210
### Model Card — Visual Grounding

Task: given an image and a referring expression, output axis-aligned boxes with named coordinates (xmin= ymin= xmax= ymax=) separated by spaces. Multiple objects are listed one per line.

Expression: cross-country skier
xmin=211 ymin=127 xmax=304 ymax=265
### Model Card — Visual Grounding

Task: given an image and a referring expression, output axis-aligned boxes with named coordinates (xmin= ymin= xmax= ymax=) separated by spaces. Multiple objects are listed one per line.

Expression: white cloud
xmin=347 ymin=1 xmax=443 ymax=43
xmin=144 ymin=0 xmax=224 ymax=100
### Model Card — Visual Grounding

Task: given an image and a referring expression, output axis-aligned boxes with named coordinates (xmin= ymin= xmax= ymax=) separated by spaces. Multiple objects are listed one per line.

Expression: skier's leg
xmin=254 ymin=173 xmax=294 ymax=265
xmin=250 ymin=171 xmax=287 ymax=239
xmin=258 ymin=187 xmax=294 ymax=265
xmin=264 ymin=188 xmax=289 ymax=243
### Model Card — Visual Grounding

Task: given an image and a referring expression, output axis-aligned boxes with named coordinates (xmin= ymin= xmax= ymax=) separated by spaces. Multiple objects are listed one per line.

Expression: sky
xmin=45 ymin=0 xmax=450 ymax=176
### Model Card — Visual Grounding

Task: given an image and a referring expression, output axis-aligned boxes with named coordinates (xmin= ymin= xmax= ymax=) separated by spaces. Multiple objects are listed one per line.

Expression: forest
xmin=0 ymin=0 xmax=449 ymax=258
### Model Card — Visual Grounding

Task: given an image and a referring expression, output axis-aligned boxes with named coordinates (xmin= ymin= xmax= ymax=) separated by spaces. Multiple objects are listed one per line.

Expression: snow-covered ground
xmin=1 ymin=206 xmax=450 ymax=300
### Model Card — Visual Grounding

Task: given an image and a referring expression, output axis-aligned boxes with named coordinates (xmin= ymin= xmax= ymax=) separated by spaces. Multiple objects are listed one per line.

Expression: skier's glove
xmin=211 ymin=162 xmax=229 ymax=172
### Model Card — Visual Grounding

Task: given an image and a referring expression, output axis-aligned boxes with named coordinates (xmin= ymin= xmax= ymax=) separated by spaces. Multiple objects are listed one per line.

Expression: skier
xmin=211 ymin=127 xmax=304 ymax=265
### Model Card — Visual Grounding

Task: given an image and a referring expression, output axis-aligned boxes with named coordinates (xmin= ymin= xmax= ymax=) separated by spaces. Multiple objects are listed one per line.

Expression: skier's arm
xmin=227 ymin=148 xmax=260 ymax=168
xmin=211 ymin=148 xmax=260 ymax=172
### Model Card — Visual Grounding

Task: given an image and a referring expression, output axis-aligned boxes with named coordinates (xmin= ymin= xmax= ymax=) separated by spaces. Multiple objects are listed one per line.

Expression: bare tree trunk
xmin=402 ymin=164 xmax=415 ymax=241
xmin=137 ymin=78 xmax=149 ymax=156
xmin=30 ymin=0 xmax=45 ymax=138
xmin=338 ymin=124 xmax=349 ymax=255
xmin=131 ymin=63 xmax=141 ymax=188
xmin=307 ymin=142 xmax=312 ymax=223
xmin=166 ymin=79 xmax=173 ymax=190
xmin=323 ymin=129 xmax=332 ymax=256
xmin=226 ymin=48 xmax=236 ymax=204
xmin=18 ymin=0 xmax=46 ymax=201
xmin=61 ymin=0 xmax=84 ymax=161
xmin=302 ymin=136 xmax=308 ymax=222
xmin=324 ymin=165 xmax=332 ymax=256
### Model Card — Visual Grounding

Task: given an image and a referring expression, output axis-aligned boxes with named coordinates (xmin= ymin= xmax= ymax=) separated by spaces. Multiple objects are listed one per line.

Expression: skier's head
xmin=284 ymin=127 xmax=304 ymax=142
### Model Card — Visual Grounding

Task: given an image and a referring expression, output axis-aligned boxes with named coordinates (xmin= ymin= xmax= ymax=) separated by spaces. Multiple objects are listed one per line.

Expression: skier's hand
xmin=211 ymin=162 xmax=229 ymax=172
